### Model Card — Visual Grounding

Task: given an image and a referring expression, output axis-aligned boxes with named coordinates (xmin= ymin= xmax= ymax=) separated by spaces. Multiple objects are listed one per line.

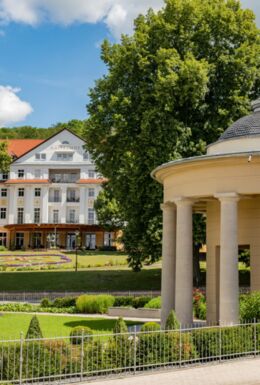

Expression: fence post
xmin=219 ymin=326 xmax=222 ymax=363
xmin=179 ymin=324 xmax=182 ymax=368
xmin=19 ymin=332 xmax=24 ymax=385
xmin=254 ymin=318 xmax=257 ymax=358
xmin=80 ymin=330 xmax=84 ymax=381
xmin=133 ymin=326 xmax=137 ymax=374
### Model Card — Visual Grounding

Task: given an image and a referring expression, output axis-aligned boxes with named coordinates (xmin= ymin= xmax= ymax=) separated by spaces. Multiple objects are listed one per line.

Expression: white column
xmin=160 ymin=202 xmax=176 ymax=328
xmin=60 ymin=186 xmax=67 ymax=224
xmin=24 ymin=187 xmax=33 ymax=223
xmin=8 ymin=186 xmax=16 ymax=224
xmin=41 ymin=187 xmax=49 ymax=223
xmin=79 ymin=187 xmax=86 ymax=224
xmin=216 ymin=193 xmax=240 ymax=325
xmin=174 ymin=197 xmax=194 ymax=325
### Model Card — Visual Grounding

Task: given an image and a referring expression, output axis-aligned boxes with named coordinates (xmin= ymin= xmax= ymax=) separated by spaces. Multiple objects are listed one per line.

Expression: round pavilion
xmin=152 ymin=98 xmax=260 ymax=326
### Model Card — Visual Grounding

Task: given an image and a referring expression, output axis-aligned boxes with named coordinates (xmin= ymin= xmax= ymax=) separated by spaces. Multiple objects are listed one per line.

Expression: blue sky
xmin=0 ymin=0 xmax=259 ymax=128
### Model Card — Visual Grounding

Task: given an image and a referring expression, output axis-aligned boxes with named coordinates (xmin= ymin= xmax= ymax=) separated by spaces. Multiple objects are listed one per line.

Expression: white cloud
xmin=0 ymin=0 xmax=164 ymax=38
xmin=0 ymin=0 xmax=258 ymax=39
xmin=0 ymin=86 xmax=33 ymax=126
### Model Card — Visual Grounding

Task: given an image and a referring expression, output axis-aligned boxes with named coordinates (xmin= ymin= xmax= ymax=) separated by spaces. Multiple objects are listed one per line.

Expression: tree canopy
xmin=85 ymin=0 xmax=260 ymax=270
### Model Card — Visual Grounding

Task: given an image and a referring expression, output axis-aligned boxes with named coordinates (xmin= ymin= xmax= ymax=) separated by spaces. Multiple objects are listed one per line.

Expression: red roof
xmin=0 ymin=139 xmax=44 ymax=158
xmin=5 ymin=179 xmax=49 ymax=184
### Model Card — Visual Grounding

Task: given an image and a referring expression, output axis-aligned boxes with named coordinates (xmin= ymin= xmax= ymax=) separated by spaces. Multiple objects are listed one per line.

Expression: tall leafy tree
xmin=84 ymin=0 xmax=260 ymax=271
xmin=0 ymin=142 xmax=12 ymax=172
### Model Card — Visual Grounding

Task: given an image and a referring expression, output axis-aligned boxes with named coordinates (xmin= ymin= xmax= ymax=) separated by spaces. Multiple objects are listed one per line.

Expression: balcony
xmin=49 ymin=169 xmax=80 ymax=184
xmin=49 ymin=197 xmax=62 ymax=203
xmin=66 ymin=219 xmax=79 ymax=224
xmin=67 ymin=197 xmax=80 ymax=203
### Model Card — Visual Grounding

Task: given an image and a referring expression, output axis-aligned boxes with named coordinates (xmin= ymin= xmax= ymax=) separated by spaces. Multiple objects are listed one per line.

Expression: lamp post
xmin=75 ymin=230 xmax=80 ymax=273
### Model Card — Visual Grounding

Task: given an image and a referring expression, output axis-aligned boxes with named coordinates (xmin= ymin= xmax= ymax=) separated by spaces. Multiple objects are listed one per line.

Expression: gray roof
xmin=218 ymin=98 xmax=260 ymax=141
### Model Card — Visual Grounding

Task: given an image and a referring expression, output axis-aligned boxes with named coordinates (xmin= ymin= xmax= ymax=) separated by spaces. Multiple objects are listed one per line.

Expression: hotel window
xmin=88 ymin=188 xmax=95 ymax=197
xmin=35 ymin=153 xmax=46 ymax=160
xmin=1 ymin=188 xmax=7 ymax=197
xmin=18 ymin=188 xmax=24 ymax=197
xmin=88 ymin=170 xmax=95 ymax=178
xmin=88 ymin=208 xmax=95 ymax=225
xmin=0 ymin=232 xmax=7 ymax=246
xmin=53 ymin=210 xmax=59 ymax=223
xmin=18 ymin=170 xmax=24 ymax=179
xmin=35 ymin=188 xmax=41 ymax=197
xmin=34 ymin=208 xmax=40 ymax=224
xmin=104 ymin=232 xmax=113 ymax=247
xmin=0 ymin=208 xmax=6 ymax=219
xmin=2 ymin=173 xmax=8 ymax=181
xmin=57 ymin=153 xmax=73 ymax=161
xmin=68 ymin=209 xmax=76 ymax=223
xmin=17 ymin=208 xmax=24 ymax=224
xmin=34 ymin=169 xmax=41 ymax=178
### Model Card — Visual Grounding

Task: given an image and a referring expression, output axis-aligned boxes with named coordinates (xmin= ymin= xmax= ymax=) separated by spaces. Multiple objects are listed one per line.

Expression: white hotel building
xmin=0 ymin=129 xmax=115 ymax=250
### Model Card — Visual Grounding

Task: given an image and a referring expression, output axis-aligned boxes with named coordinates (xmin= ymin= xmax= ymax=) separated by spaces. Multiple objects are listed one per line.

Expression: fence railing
xmin=0 ymin=321 xmax=259 ymax=384
xmin=0 ymin=288 xmax=250 ymax=303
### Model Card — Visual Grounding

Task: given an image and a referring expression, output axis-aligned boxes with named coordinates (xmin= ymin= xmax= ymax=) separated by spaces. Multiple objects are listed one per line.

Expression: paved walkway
xmin=83 ymin=358 xmax=260 ymax=385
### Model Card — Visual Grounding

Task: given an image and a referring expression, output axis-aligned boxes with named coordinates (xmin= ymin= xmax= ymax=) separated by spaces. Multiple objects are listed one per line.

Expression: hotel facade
xmin=0 ymin=129 xmax=115 ymax=250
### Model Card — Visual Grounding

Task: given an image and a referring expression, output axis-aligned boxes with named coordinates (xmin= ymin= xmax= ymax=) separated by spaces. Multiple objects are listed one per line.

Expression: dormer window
xmin=35 ymin=153 xmax=46 ymax=160
xmin=57 ymin=153 xmax=73 ymax=161
xmin=18 ymin=170 xmax=24 ymax=179
xmin=62 ymin=141 xmax=69 ymax=145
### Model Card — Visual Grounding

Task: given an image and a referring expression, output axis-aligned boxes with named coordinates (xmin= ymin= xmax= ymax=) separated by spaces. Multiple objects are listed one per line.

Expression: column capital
xmin=160 ymin=201 xmax=176 ymax=211
xmin=173 ymin=196 xmax=194 ymax=207
xmin=214 ymin=192 xmax=240 ymax=202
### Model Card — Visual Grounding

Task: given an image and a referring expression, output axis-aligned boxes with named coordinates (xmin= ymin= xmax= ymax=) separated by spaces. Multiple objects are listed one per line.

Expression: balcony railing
xmin=66 ymin=219 xmax=79 ymax=224
xmin=66 ymin=197 xmax=80 ymax=202
xmin=49 ymin=197 xmax=62 ymax=203
xmin=49 ymin=175 xmax=79 ymax=183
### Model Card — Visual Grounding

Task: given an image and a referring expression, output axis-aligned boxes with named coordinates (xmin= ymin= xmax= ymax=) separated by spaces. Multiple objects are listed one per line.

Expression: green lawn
xmin=0 ymin=269 xmax=161 ymax=292
xmin=0 ymin=250 xmax=129 ymax=271
xmin=0 ymin=313 xmax=141 ymax=339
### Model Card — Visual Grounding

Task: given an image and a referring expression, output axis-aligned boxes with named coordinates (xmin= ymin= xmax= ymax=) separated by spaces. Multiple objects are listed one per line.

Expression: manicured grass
xmin=0 ymin=269 xmax=161 ymax=292
xmin=0 ymin=313 xmax=141 ymax=339
xmin=0 ymin=251 xmax=128 ymax=271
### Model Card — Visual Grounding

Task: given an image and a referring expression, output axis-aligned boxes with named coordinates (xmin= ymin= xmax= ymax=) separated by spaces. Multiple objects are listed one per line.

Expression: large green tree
xmin=85 ymin=0 xmax=260 ymax=271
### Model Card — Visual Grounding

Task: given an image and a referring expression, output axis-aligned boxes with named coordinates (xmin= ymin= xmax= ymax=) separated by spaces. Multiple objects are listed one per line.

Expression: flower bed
xmin=0 ymin=254 xmax=71 ymax=267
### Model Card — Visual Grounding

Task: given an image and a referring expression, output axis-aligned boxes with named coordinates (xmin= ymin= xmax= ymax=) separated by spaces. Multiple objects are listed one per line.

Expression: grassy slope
xmin=0 ymin=269 xmax=161 ymax=292
xmin=0 ymin=313 xmax=141 ymax=339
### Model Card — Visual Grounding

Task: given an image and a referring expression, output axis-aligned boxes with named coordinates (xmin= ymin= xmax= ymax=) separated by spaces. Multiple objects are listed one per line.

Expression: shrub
xmin=113 ymin=318 xmax=128 ymax=334
xmin=114 ymin=296 xmax=134 ymax=307
xmin=240 ymin=292 xmax=260 ymax=321
xmin=40 ymin=298 xmax=52 ymax=308
xmin=70 ymin=326 xmax=93 ymax=345
xmin=144 ymin=297 xmax=161 ymax=309
xmin=141 ymin=322 xmax=160 ymax=332
xmin=0 ymin=245 xmax=7 ymax=251
xmin=26 ymin=316 xmax=43 ymax=339
xmin=192 ymin=325 xmax=253 ymax=358
xmin=197 ymin=302 xmax=206 ymax=320
xmin=165 ymin=310 xmax=180 ymax=330
xmin=132 ymin=296 xmax=151 ymax=308
xmin=76 ymin=295 xmax=115 ymax=314
xmin=53 ymin=296 xmax=77 ymax=308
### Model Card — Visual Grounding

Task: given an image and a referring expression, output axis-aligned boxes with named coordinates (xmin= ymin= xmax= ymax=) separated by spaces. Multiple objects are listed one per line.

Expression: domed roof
xmin=218 ymin=98 xmax=260 ymax=141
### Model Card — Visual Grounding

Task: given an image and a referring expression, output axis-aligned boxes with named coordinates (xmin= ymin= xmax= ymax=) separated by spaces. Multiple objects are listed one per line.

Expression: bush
xmin=40 ymin=298 xmax=52 ymax=308
xmin=26 ymin=316 xmax=43 ymax=339
xmin=141 ymin=322 xmax=160 ymax=332
xmin=0 ymin=245 xmax=7 ymax=251
xmin=114 ymin=296 xmax=134 ymax=307
xmin=192 ymin=325 xmax=254 ymax=358
xmin=70 ymin=326 xmax=93 ymax=345
xmin=53 ymin=296 xmax=77 ymax=308
xmin=144 ymin=297 xmax=161 ymax=309
xmin=113 ymin=318 xmax=128 ymax=334
xmin=76 ymin=295 xmax=115 ymax=314
xmin=240 ymin=292 xmax=260 ymax=321
xmin=98 ymin=245 xmax=117 ymax=251
xmin=165 ymin=310 xmax=180 ymax=330
xmin=197 ymin=302 xmax=206 ymax=320
xmin=132 ymin=296 xmax=151 ymax=309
